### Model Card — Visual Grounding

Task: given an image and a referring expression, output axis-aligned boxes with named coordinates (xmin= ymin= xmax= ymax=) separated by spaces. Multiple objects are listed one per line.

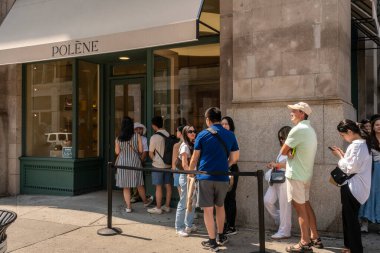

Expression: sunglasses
xmin=188 ymin=130 xmax=196 ymax=134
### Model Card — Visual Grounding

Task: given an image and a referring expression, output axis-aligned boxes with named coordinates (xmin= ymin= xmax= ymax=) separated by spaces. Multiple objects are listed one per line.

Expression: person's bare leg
xmin=123 ymin=188 xmax=131 ymax=209
xmin=292 ymin=201 xmax=310 ymax=244
xmin=155 ymin=185 xmax=162 ymax=208
xmin=137 ymin=185 xmax=147 ymax=203
xmin=305 ymin=201 xmax=319 ymax=239
xmin=165 ymin=184 xmax=172 ymax=208
xmin=203 ymin=207 xmax=216 ymax=239
xmin=215 ymin=205 xmax=226 ymax=234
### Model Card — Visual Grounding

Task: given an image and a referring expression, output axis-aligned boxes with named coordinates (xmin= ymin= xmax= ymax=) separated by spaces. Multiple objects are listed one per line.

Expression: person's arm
xmin=172 ymin=143 xmax=179 ymax=170
xmin=334 ymin=143 xmax=366 ymax=174
xmin=267 ymin=161 xmax=286 ymax=169
xmin=137 ymin=134 xmax=143 ymax=154
xmin=189 ymin=150 xmax=200 ymax=171
xmin=280 ymin=144 xmax=293 ymax=159
xmin=228 ymin=150 xmax=239 ymax=168
xmin=115 ymin=140 xmax=120 ymax=155
xmin=181 ymin=153 xmax=190 ymax=170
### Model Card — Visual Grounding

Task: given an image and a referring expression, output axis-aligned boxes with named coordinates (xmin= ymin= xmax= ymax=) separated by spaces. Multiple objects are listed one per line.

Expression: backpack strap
xmin=154 ymin=131 xmax=166 ymax=162
xmin=206 ymin=127 xmax=229 ymax=158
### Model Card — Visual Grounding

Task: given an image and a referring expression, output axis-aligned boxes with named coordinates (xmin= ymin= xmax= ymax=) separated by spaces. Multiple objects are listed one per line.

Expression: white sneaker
xmin=161 ymin=206 xmax=171 ymax=213
xmin=176 ymin=230 xmax=189 ymax=237
xmin=125 ymin=208 xmax=132 ymax=213
xmin=185 ymin=225 xmax=198 ymax=234
xmin=271 ymin=232 xmax=290 ymax=239
xmin=361 ymin=222 xmax=368 ymax=233
xmin=147 ymin=207 xmax=163 ymax=214
xmin=143 ymin=196 xmax=154 ymax=207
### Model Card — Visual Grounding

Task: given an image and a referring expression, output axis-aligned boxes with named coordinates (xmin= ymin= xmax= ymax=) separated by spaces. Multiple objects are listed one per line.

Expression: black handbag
xmin=270 ymin=169 xmax=286 ymax=184
xmin=330 ymin=166 xmax=356 ymax=186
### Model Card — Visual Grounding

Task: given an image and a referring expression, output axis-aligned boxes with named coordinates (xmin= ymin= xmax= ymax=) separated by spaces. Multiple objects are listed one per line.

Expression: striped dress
xmin=115 ymin=133 xmax=144 ymax=188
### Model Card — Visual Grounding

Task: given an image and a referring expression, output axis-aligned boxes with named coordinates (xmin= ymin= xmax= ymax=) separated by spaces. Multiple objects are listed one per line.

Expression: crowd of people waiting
xmin=114 ymin=104 xmax=380 ymax=253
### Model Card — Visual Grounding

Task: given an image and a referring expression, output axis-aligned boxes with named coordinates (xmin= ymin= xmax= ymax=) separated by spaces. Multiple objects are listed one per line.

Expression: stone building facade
xmin=0 ymin=0 xmax=379 ymax=233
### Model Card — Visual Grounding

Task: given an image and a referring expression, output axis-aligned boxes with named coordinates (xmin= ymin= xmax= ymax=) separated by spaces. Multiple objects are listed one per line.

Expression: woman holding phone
xmin=330 ymin=119 xmax=372 ymax=253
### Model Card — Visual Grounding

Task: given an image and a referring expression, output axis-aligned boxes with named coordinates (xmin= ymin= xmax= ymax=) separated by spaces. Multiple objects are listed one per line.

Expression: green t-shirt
xmin=285 ymin=120 xmax=317 ymax=182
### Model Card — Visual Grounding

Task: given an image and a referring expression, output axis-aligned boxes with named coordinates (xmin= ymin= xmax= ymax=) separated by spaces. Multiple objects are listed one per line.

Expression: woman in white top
xmin=264 ymin=126 xmax=292 ymax=239
xmin=175 ymin=125 xmax=197 ymax=237
xmin=330 ymin=119 xmax=372 ymax=253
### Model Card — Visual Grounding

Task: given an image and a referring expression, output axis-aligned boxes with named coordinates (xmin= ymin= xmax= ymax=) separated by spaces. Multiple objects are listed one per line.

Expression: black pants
xmin=341 ymin=184 xmax=363 ymax=253
xmin=224 ymin=164 xmax=239 ymax=228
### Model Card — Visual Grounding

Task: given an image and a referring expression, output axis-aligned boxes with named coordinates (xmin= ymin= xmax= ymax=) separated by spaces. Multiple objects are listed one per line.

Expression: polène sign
xmin=52 ymin=40 xmax=99 ymax=57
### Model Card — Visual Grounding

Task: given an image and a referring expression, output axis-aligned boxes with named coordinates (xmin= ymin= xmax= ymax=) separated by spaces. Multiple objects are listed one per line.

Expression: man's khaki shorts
xmin=286 ymin=178 xmax=311 ymax=204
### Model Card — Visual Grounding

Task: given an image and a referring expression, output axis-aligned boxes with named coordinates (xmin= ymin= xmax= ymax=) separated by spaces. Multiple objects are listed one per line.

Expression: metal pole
xmin=257 ymin=170 xmax=266 ymax=253
xmin=97 ymin=162 xmax=122 ymax=236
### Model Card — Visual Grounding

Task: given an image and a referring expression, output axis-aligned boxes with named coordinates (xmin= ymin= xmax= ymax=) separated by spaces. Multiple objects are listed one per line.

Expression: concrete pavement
xmin=0 ymin=191 xmax=379 ymax=253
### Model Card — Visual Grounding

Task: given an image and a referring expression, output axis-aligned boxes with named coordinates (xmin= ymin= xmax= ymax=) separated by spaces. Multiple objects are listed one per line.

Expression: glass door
xmin=109 ymin=77 xmax=146 ymax=161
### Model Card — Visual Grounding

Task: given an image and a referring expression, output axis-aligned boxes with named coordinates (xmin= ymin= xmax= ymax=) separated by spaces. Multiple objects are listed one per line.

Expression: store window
xmin=78 ymin=61 xmax=99 ymax=158
xmin=26 ymin=60 xmax=73 ymax=157
xmin=153 ymin=43 xmax=220 ymax=133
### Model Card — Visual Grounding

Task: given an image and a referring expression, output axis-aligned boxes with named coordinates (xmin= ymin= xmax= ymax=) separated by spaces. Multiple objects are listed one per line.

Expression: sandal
xmin=341 ymin=247 xmax=350 ymax=253
xmin=285 ymin=242 xmax=313 ymax=253
xmin=310 ymin=237 xmax=324 ymax=249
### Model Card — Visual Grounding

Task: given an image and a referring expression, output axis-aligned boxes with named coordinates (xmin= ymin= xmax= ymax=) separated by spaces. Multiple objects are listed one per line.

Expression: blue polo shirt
xmin=194 ymin=124 xmax=239 ymax=181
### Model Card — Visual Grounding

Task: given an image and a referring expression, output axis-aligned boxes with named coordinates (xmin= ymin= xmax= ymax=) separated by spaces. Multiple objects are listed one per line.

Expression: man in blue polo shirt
xmin=189 ymin=107 xmax=239 ymax=252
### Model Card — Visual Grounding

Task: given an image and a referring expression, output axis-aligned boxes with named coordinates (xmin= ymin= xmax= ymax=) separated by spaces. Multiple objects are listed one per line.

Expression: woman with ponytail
xmin=329 ymin=119 xmax=372 ymax=253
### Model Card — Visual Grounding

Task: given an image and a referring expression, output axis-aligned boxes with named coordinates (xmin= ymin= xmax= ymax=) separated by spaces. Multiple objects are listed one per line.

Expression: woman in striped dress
xmin=115 ymin=116 xmax=153 ymax=213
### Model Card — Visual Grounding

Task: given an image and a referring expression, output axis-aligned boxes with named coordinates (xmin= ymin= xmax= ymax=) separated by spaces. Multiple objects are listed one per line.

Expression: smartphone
xmin=328 ymin=146 xmax=334 ymax=151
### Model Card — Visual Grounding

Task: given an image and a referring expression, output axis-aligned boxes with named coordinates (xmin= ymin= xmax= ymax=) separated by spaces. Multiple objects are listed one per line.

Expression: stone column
xmin=221 ymin=0 xmax=354 ymax=232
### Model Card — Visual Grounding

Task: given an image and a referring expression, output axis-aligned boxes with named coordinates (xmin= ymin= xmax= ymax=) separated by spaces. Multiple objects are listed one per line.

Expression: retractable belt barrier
xmin=97 ymin=162 xmax=266 ymax=253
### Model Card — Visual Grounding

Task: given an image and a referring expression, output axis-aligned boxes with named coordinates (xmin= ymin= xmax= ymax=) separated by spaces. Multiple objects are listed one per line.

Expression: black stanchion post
xmin=257 ymin=169 xmax=266 ymax=253
xmin=97 ymin=162 xmax=122 ymax=236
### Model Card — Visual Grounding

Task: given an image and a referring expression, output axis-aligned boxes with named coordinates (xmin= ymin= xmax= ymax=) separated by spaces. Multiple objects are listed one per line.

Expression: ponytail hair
xmin=337 ymin=119 xmax=371 ymax=154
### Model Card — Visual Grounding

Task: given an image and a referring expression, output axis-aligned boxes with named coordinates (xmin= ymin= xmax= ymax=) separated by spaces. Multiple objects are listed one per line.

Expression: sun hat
xmin=134 ymin=122 xmax=146 ymax=135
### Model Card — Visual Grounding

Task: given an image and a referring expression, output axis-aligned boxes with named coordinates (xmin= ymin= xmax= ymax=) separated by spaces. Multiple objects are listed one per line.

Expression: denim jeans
xmin=175 ymin=174 xmax=195 ymax=231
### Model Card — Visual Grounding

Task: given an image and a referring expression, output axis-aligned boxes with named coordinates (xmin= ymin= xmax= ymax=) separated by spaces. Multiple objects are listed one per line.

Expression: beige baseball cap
xmin=287 ymin=102 xmax=312 ymax=115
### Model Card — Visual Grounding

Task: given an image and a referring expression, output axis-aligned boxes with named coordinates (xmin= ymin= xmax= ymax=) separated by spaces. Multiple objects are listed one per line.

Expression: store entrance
xmin=108 ymin=77 xmax=146 ymax=162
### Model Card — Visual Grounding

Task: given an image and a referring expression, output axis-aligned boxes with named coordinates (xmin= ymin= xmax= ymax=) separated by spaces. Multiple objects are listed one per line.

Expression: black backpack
xmin=155 ymin=132 xmax=178 ymax=165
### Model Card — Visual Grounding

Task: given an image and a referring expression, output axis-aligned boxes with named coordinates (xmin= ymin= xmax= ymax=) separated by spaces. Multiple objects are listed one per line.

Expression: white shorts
xmin=286 ymin=178 xmax=311 ymax=204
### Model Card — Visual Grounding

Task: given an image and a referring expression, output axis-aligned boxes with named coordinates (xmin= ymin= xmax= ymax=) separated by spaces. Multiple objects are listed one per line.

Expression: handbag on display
xmin=269 ymin=169 xmax=286 ymax=184
xmin=329 ymin=166 xmax=356 ymax=186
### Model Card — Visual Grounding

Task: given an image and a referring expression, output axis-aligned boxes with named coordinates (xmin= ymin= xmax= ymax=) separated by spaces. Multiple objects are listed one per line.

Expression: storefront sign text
xmin=52 ymin=40 xmax=99 ymax=57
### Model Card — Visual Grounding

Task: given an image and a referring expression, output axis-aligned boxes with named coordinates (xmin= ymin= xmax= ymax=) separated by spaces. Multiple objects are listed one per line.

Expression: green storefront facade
xmin=0 ymin=0 xmax=221 ymax=196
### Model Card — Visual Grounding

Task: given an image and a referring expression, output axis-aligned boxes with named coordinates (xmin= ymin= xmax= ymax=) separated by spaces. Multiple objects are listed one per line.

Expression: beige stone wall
xmin=0 ymin=0 xmax=16 ymax=24
xmin=221 ymin=0 xmax=356 ymax=232
xmin=0 ymin=64 xmax=22 ymax=196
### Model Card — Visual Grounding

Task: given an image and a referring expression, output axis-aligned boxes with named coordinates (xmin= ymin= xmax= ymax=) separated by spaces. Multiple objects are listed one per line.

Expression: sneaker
xmin=271 ymin=232 xmax=291 ymax=239
xmin=147 ymin=207 xmax=163 ymax=214
xmin=176 ymin=230 xmax=189 ymax=237
xmin=130 ymin=197 xmax=137 ymax=203
xmin=218 ymin=234 xmax=229 ymax=245
xmin=125 ymin=208 xmax=132 ymax=213
xmin=143 ymin=196 xmax=154 ymax=207
xmin=185 ymin=225 xmax=198 ymax=234
xmin=201 ymin=240 xmax=219 ymax=252
xmin=224 ymin=227 xmax=237 ymax=236
xmin=361 ymin=222 xmax=368 ymax=233
xmin=161 ymin=206 xmax=171 ymax=213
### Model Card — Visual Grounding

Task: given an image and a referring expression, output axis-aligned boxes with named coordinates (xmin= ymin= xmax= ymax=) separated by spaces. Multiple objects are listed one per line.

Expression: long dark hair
xmin=118 ymin=116 xmax=134 ymax=142
xmin=182 ymin=125 xmax=196 ymax=154
xmin=371 ymin=117 xmax=380 ymax=152
xmin=222 ymin=116 xmax=235 ymax=132
xmin=278 ymin=126 xmax=291 ymax=146
xmin=337 ymin=119 xmax=371 ymax=153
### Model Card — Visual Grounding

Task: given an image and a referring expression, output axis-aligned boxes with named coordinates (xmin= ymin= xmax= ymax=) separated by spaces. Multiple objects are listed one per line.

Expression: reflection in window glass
xmin=26 ymin=60 xmax=73 ymax=157
xmin=154 ymin=43 xmax=220 ymax=134
xmin=78 ymin=61 xmax=99 ymax=158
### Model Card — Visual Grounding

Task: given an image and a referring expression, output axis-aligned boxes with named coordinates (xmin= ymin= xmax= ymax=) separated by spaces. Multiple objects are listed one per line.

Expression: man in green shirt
xmin=280 ymin=102 xmax=323 ymax=253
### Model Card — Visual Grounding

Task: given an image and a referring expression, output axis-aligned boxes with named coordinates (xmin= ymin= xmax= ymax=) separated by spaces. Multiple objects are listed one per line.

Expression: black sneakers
xmin=218 ymin=234 xmax=229 ymax=245
xmin=201 ymin=240 xmax=219 ymax=252
xmin=224 ymin=227 xmax=237 ymax=236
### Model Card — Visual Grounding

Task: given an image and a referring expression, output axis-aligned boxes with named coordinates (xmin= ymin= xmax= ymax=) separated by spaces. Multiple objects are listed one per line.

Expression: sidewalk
xmin=0 ymin=191 xmax=379 ymax=253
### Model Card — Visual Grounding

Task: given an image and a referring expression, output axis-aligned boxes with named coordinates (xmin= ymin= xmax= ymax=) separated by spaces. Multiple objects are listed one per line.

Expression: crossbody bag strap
xmin=206 ymin=127 xmax=229 ymax=158
xmin=153 ymin=132 xmax=166 ymax=162
xmin=126 ymin=139 xmax=143 ymax=164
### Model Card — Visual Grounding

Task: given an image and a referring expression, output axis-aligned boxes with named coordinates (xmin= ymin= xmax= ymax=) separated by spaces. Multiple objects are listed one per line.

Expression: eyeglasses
xmin=188 ymin=130 xmax=196 ymax=134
